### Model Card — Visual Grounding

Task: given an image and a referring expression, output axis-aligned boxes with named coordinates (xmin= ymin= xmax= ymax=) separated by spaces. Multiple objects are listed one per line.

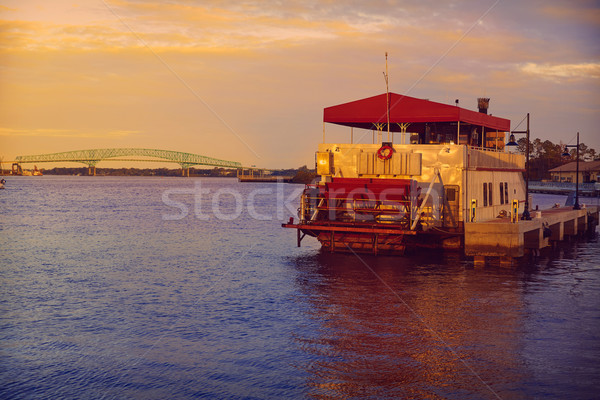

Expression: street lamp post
xmin=562 ymin=132 xmax=580 ymax=210
xmin=506 ymin=112 xmax=531 ymax=220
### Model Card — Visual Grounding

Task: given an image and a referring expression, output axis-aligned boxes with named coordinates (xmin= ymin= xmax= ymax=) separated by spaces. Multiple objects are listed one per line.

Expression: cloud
xmin=2 ymin=1 xmax=599 ymax=162
xmin=1 ymin=1 xmax=370 ymax=53
xmin=0 ymin=128 xmax=140 ymax=138
xmin=541 ymin=4 xmax=600 ymax=25
xmin=1 ymin=1 xmax=504 ymax=53
xmin=520 ymin=62 xmax=600 ymax=81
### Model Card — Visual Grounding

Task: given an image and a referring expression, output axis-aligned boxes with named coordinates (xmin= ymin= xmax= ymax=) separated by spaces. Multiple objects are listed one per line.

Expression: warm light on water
xmin=1 ymin=176 xmax=599 ymax=399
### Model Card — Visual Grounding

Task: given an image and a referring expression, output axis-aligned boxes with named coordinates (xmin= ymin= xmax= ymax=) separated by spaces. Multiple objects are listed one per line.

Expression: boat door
xmin=443 ymin=185 xmax=460 ymax=228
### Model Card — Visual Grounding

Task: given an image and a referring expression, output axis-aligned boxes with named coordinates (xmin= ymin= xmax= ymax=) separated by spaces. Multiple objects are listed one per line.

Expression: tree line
xmin=37 ymin=166 xmax=317 ymax=181
xmin=41 ymin=167 xmax=238 ymax=177
xmin=515 ymin=137 xmax=598 ymax=181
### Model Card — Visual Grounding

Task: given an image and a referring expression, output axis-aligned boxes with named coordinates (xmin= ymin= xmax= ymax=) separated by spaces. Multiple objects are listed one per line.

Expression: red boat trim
xmin=282 ymin=223 xmax=417 ymax=235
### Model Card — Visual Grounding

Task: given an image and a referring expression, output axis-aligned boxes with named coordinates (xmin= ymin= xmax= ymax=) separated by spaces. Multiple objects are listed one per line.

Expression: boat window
xmin=499 ymin=182 xmax=504 ymax=204
xmin=483 ymin=183 xmax=488 ymax=207
xmin=446 ymin=188 xmax=456 ymax=202
xmin=488 ymin=182 xmax=493 ymax=206
xmin=504 ymin=183 xmax=508 ymax=205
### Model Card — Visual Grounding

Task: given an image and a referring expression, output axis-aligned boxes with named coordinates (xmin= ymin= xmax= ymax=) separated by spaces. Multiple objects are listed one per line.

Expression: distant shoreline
xmin=1 ymin=166 xmax=317 ymax=183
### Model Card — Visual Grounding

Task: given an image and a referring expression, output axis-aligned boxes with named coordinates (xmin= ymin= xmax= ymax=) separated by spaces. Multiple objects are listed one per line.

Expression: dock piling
xmin=466 ymin=206 xmax=598 ymax=266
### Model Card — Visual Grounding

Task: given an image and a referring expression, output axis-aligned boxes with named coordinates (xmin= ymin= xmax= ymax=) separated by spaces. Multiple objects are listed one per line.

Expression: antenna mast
xmin=384 ymin=52 xmax=390 ymax=142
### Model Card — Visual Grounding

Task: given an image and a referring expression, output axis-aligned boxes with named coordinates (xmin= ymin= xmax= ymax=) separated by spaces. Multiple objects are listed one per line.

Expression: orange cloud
xmin=0 ymin=128 xmax=140 ymax=138
xmin=2 ymin=1 xmax=599 ymax=164
xmin=0 ymin=1 xmax=420 ymax=54
xmin=521 ymin=62 xmax=600 ymax=81
xmin=542 ymin=4 xmax=600 ymax=25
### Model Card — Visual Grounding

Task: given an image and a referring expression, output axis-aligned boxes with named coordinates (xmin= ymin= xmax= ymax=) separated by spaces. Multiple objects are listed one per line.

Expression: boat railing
xmin=467 ymin=145 xmax=509 ymax=153
xmin=300 ymin=192 xmax=413 ymax=228
xmin=298 ymin=194 xmax=442 ymax=231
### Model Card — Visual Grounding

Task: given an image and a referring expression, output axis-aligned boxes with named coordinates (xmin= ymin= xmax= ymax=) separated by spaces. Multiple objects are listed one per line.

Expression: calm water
xmin=1 ymin=176 xmax=599 ymax=399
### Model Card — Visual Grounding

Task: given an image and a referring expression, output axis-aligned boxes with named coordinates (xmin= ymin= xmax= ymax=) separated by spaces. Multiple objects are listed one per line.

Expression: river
xmin=1 ymin=176 xmax=599 ymax=399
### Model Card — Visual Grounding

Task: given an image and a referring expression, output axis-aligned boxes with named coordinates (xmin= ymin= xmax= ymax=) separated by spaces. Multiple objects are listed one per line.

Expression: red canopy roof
xmin=323 ymin=93 xmax=510 ymax=132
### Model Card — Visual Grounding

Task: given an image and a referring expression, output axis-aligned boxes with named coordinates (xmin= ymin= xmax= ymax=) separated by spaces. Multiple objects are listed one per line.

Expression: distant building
xmin=549 ymin=160 xmax=600 ymax=183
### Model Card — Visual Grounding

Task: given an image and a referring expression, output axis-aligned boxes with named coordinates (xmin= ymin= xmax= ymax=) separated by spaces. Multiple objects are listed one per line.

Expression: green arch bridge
xmin=12 ymin=148 xmax=243 ymax=176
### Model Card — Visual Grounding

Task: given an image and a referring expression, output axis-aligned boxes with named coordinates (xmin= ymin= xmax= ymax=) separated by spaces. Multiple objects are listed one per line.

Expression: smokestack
xmin=477 ymin=97 xmax=490 ymax=114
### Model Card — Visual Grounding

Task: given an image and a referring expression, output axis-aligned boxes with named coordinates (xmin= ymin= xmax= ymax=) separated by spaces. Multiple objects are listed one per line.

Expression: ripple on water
xmin=0 ymin=178 xmax=598 ymax=399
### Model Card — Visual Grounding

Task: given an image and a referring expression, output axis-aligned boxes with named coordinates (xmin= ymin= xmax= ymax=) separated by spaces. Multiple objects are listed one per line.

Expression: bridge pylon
xmin=86 ymin=161 xmax=99 ymax=176
xmin=181 ymin=163 xmax=192 ymax=177
xmin=12 ymin=163 xmax=22 ymax=175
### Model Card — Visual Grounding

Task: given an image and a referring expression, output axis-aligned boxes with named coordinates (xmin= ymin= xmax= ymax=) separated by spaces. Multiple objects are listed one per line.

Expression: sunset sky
xmin=1 ymin=0 xmax=599 ymax=169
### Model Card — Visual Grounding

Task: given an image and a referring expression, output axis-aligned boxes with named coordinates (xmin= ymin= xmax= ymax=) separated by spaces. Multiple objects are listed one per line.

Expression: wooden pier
xmin=465 ymin=206 xmax=598 ymax=265
xmin=237 ymin=168 xmax=293 ymax=183
xmin=238 ymin=175 xmax=293 ymax=182
xmin=528 ymin=181 xmax=600 ymax=196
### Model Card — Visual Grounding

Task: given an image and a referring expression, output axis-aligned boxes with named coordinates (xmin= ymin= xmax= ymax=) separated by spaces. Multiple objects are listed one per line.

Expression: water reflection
xmin=290 ymin=251 xmax=528 ymax=399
